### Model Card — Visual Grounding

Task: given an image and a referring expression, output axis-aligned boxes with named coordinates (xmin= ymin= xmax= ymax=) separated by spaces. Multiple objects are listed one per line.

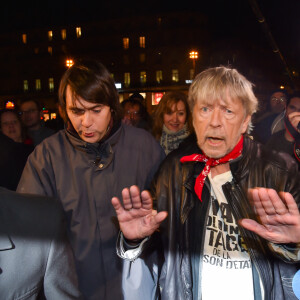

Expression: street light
xmin=189 ymin=51 xmax=198 ymax=78
xmin=66 ymin=59 xmax=74 ymax=68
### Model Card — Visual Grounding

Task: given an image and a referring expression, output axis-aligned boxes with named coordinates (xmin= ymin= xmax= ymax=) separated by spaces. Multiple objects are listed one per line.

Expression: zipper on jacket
xmin=196 ymin=179 xmax=211 ymax=300
xmin=223 ymin=181 xmax=274 ymax=300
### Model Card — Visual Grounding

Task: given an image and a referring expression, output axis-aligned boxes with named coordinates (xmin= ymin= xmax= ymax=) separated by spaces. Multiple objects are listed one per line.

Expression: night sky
xmin=1 ymin=0 xmax=298 ymax=53
xmin=0 ymin=0 xmax=299 ymax=87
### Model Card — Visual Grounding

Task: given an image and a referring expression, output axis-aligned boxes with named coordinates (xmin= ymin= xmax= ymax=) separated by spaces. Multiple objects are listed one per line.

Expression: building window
xmin=172 ymin=69 xmax=179 ymax=82
xmin=123 ymin=37 xmax=129 ymax=49
xmin=140 ymin=71 xmax=146 ymax=85
xmin=48 ymin=46 xmax=53 ymax=55
xmin=22 ymin=34 xmax=27 ymax=44
xmin=49 ymin=78 xmax=54 ymax=92
xmin=139 ymin=53 xmax=146 ymax=63
xmin=139 ymin=36 xmax=145 ymax=48
xmin=48 ymin=31 xmax=53 ymax=41
xmin=156 ymin=70 xmax=163 ymax=83
xmin=76 ymin=27 xmax=82 ymax=38
xmin=35 ymin=79 xmax=41 ymax=91
xmin=61 ymin=29 xmax=67 ymax=40
xmin=23 ymin=80 xmax=29 ymax=92
xmin=189 ymin=69 xmax=195 ymax=80
xmin=124 ymin=72 xmax=130 ymax=88
xmin=34 ymin=48 xmax=39 ymax=54
xmin=123 ymin=54 xmax=129 ymax=65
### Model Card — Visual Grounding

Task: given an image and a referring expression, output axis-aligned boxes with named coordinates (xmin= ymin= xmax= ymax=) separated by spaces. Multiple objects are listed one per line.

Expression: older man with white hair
xmin=112 ymin=66 xmax=300 ymax=300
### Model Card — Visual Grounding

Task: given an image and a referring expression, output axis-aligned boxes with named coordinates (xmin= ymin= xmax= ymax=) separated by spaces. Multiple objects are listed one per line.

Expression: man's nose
xmin=209 ymin=109 xmax=221 ymax=127
xmin=81 ymin=112 xmax=93 ymax=127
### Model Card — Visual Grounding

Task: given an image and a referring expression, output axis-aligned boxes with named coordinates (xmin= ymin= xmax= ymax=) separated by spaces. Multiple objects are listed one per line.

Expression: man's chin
xmin=201 ymin=148 xmax=227 ymax=159
xmin=80 ymin=134 xmax=104 ymax=144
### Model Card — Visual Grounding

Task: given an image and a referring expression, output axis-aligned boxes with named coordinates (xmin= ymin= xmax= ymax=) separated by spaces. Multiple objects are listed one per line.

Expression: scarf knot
xmin=180 ymin=136 xmax=244 ymax=201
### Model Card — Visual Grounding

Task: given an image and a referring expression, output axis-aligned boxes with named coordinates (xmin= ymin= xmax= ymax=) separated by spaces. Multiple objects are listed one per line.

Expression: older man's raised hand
xmin=111 ymin=185 xmax=168 ymax=241
xmin=239 ymin=188 xmax=300 ymax=244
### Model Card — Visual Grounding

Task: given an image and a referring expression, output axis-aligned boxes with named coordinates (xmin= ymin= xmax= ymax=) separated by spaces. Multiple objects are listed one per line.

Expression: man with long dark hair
xmin=17 ymin=58 xmax=165 ymax=299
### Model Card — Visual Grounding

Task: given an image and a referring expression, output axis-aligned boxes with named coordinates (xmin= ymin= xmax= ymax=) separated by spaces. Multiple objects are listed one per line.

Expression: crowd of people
xmin=0 ymin=58 xmax=299 ymax=300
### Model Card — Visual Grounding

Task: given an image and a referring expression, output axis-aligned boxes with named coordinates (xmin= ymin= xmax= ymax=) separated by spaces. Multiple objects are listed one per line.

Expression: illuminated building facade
xmin=0 ymin=11 xmax=296 ymax=116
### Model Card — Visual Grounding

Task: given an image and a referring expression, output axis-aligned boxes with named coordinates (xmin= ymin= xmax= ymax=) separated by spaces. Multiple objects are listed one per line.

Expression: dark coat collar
xmin=176 ymin=134 xmax=254 ymax=223
xmin=65 ymin=120 xmax=122 ymax=155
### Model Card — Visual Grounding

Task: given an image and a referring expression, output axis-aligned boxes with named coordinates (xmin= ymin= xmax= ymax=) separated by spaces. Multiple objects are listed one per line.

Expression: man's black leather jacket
xmin=146 ymin=134 xmax=300 ymax=300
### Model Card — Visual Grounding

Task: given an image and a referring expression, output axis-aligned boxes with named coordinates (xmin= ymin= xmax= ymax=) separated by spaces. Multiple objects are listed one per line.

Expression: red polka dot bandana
xmin=180 ymin=136 xmax=244 ymax=201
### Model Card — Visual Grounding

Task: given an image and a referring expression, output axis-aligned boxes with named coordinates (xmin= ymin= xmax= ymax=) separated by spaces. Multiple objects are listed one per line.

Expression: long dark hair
xmin=58 ymin=58 xmax=122 ymax=123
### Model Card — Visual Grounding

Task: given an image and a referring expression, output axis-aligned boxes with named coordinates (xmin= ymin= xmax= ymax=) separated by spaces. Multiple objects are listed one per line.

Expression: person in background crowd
xmin=0 ymin=109 xmax=34 ymax=190
xmin=19 ymin=99 xmax=55 ymax=146
xmin=17 ymin=58 xmax=165 ymax=300
xmin=1 ymin=109 xmax=31 ymax=144
xmin=266 ymin=93 xmax=300 ymax=169
xmin=0 ymin=187 xmax=82 ymax=299
xmin=121 ymin=97 xmax=152 ymax=131
xmin=252 ymin=90 xmax=287 ymax=144
xmin=112 ymin=66 xmax=300 ymax=300
xmin=152 ymin=91 xmax=193 ymax=155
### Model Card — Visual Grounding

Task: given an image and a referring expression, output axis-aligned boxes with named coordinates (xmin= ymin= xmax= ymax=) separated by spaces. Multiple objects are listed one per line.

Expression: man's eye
xmin=223 ymin=108 xmax=235 ymax=119
xmin=71 ymin=109 xmax=84 ymax=115
xmin=93 ymin=109 xmax=101 ymax=113
xmin=201 ymin=107 xmax=209 ymax=113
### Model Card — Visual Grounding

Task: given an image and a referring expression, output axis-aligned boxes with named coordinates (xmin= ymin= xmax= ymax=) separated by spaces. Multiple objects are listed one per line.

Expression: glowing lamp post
xmin=189 ymin=51 xmax=198 ymax=78
xmin=66 ymin=59 xmax=74 ymax=68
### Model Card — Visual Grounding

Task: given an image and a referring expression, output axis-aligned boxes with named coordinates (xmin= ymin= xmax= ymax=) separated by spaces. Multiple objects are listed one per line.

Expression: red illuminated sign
xmin=152 ymin=92 xmax=164 ymax=105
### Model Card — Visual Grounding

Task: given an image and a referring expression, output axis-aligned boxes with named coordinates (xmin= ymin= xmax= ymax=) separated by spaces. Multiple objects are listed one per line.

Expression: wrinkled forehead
xmin=195 ymin=88 xmax=243 ymax=108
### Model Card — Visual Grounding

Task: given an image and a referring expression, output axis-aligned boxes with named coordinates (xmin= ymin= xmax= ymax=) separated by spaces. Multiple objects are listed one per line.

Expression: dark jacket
xmin=266 ymin=130 xmax=300 ymax=170
xmin=0 ymin=187 xmax=82 ymax=300
xmin=141 ymin=134 xmax=300 ymax=300
xmin=0 ymin=133 xmax=33 ymax=190
xmin=17 ymin=123 xmax=165 ymax=300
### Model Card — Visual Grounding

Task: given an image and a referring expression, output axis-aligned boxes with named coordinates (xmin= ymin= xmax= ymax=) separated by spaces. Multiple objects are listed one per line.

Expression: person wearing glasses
xmin=121 ymin=96 xmax=152 ymax=131
xmin=252 ymin=90 xmax=287 ymax=144
xmin=266 ymin=93 xmax=300 ymax=169
xmin=19 ymin=99 xmax=55 ymax=146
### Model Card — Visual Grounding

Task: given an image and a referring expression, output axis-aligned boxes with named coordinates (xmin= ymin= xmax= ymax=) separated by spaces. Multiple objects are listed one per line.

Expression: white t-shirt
xmin=201 ymin=171 xmax=254 ymax=300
